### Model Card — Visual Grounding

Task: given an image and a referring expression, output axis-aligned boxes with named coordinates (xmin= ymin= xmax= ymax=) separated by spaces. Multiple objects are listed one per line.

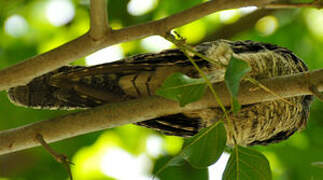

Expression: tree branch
xmin=265 ymin=0 xmax=323 ymax=9
xmin=89 ymin=0 xmax=111 ymax=39
xmin=0 ymin=69 xmax=322 ymax=155
xmin=0 ymin=0 xmax=275 ymax=91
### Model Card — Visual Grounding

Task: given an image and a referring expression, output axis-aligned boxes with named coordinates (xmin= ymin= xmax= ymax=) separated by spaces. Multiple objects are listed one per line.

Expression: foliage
xmin=224 ymin=57 xmax=251 ymax=114
xmin=153 ymin=156 xmax=209 ymax=180
xmin=0 ymin=0 xmax=323 ymax=180
xmin=223 ymin=146 xmax=272 ymax=180
xmin=154 ymin=122 xmax=226 ymax=177
xmin=182 ymin=122 xmax=226 ymax=168
xmin=155 ymin=72 xmax=207 ymax=107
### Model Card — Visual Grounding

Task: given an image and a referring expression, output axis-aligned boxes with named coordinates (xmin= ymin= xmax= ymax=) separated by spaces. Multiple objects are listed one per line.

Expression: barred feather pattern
xmin=7 ymin=40 xmax=313 ymax=146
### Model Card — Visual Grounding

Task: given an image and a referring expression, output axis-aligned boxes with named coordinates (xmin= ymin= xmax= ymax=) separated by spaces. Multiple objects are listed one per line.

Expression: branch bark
xmin=0 ymin=69 xmax=322 ymax=155
xmin=89 ymin=0 xmax=111 ymax=39
xmin=265 ymin=0 xmax=323 ymax=9
xmin=0 ymin=0 xmax=275 ymax=91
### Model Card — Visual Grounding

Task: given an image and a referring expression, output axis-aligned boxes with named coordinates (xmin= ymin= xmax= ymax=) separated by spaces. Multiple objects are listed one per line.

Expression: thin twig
xmin=36 ymin=134 xmax=73 ymax=180
xmin=167 ymin=31 xmax=227 ymax=67
xmin=245 ymin=77 xmax=294 ymax=106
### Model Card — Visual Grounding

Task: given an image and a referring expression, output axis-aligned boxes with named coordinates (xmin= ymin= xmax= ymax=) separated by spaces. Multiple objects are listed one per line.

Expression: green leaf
xmin=231 ymin=97 xmax=241 ymax=115
xmin=153 ymin=156 xmax=209 ymax=180
xmin=224 ymin=57 xmax=251 ymax=114
xmin=223 ymin=146 xmax=272 ymax=180
xmin=182 ymin=122 xmax=226 ymax=168
xmin=154 ymin=150 xmax=187 ymax=176
xmin=155 ymin=72 xmax=207 ymax=107
xmin=155 ymin=122 xmax=226 ymax=176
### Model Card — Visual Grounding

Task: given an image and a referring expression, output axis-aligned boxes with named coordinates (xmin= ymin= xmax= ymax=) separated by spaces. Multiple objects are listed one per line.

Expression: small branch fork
xmin=89 ymin=0 xmax=111 ymax=40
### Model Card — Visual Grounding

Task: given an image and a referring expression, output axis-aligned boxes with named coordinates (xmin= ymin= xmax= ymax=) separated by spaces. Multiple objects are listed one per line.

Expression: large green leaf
xmin=182 ymin=122 xmax=226 ymax=168
xmin=155 ymin=72 xmax=207 ymax=107
xmin=224 ymin=57 xmax=251 ymax=114
xmin=155 ymin=122 xmax=226 ymax=176
xmin=223 ymin=146 xmax=272 ymax=180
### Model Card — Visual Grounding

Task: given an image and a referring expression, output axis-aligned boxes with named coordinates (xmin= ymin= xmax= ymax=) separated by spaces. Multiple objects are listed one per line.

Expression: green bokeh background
xmin=0 ymin=0 xmax=323 ymax=179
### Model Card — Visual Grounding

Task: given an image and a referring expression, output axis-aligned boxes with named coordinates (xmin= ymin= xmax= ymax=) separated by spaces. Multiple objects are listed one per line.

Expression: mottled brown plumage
xmin=7 ymin=40 xmax=313 ymax=146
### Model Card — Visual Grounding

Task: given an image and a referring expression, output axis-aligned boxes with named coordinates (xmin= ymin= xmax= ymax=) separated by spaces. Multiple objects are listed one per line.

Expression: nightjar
xmin=7 ymin=40 xmax=313 ymax=146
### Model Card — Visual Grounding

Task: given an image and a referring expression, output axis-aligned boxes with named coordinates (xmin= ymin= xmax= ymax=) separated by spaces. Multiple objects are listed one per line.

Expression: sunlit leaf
xmin=182 ymin=122 xmax=226 ymax=168
xmin=155 ymin=72 xmax=207 ymax=107
xmin=224 ymin=57 xmax=251 ymax=114
xmin=223 ymin=146 xmax=272 ymax=180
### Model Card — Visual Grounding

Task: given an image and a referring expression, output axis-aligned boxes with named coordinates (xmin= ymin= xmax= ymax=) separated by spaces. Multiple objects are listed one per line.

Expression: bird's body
xmin=8 ymin=40 xmax=313 ymax=146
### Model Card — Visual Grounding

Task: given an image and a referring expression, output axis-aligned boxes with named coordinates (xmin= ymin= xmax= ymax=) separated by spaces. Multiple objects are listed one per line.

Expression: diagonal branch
xmin=0 ymin=68 xmax=322 ymax=155
xmin=0 ymin=0 xmax=275 ymax=91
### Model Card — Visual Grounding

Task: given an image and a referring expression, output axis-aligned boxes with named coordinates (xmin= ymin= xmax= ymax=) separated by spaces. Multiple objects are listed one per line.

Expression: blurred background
xmin=0 ymin=0 xmax=323 ymax=179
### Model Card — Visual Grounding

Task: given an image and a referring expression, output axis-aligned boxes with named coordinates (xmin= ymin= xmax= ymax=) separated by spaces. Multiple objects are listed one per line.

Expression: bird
xmin=7 ymin=40 xmax=313 ymax=146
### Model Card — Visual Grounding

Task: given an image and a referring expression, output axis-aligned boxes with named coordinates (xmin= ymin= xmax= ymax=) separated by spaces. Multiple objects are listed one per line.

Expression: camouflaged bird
xmin=8 ymin=40 xmax=313 ymax=146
